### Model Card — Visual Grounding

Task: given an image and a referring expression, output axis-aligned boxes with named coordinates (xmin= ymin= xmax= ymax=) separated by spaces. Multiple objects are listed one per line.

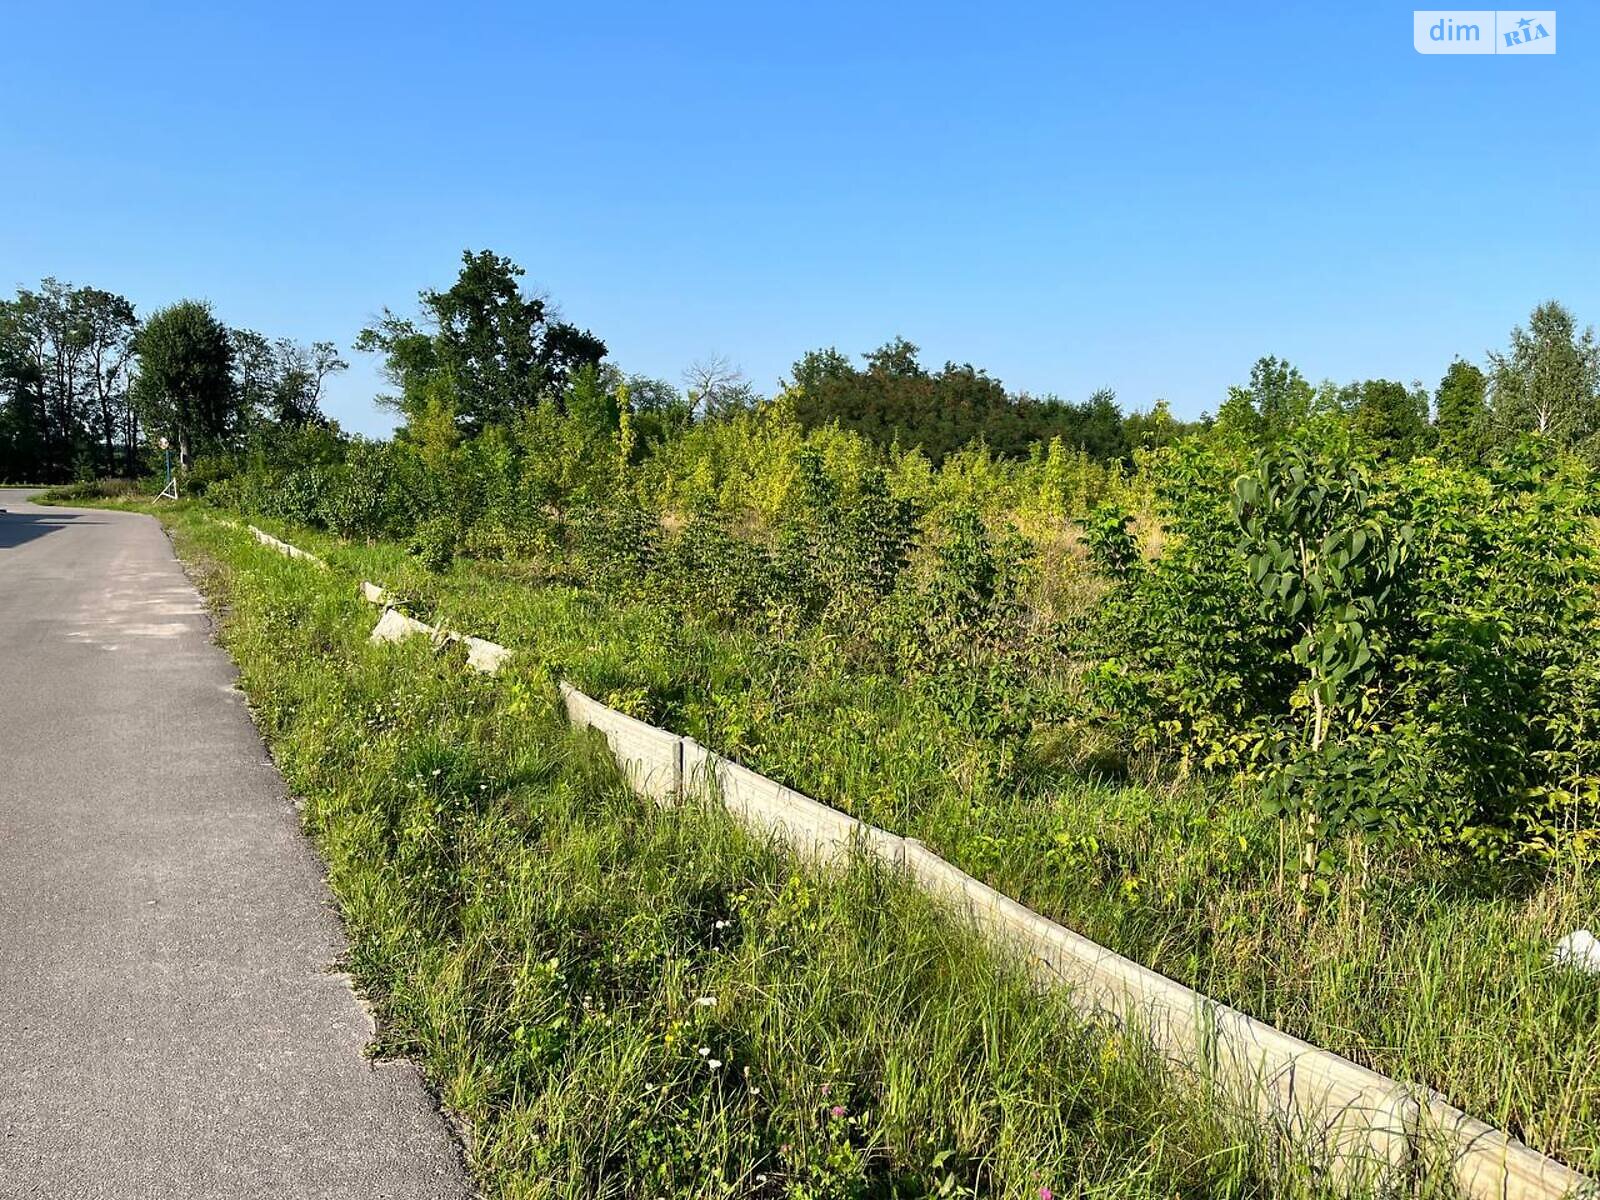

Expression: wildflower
xmin=1040 ymin=1189 xmax=1054 ymax=1200
xmin=707 ymin=1059 xmax=723 ymax=1071
xmin=714 ymin=919 xmax=730 ymax=930
xmin=694 ymin=996 xmax=717 ymax=1007
xmin=830 ymin=1104 xmax=846 ymax=1118
xmin=820 ymin=1083 xmax=831 ymax=1097
xmin=698 ymin=1046 xmax=710 ymax=1057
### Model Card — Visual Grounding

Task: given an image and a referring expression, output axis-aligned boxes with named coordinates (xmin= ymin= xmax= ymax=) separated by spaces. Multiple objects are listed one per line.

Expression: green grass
xmin=203 ymin=508 xmax=1600 ymax=1179
xmin=157 ymin=506 xmax=1399 ymax=1200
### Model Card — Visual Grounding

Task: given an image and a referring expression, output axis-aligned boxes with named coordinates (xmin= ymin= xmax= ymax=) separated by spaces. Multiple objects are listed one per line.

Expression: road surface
xmin=0 ymin=490 xmax=471 ymax=1199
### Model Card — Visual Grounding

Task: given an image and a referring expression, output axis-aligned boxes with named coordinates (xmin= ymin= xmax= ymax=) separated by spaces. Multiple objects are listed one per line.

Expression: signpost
xmin=156 ymin=436 xmax=178 ymax=500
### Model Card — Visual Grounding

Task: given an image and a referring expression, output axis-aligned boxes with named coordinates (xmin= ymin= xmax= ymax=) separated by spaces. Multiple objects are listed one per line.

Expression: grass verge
xmin=157 ymin=505 xmax=1391 ymax=1199
xmin=183 ymin=505 xmax=1600 ymax=1178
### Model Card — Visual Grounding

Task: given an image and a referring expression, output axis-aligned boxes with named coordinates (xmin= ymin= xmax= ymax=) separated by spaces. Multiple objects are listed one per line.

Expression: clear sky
xmin=2 ymin=3 xmax=1594 ymax=434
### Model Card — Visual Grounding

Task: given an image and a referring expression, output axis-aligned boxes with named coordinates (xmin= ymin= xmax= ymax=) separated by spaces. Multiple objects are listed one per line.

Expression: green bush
xmin=1089 ymin=426 xmax=1600 ymax=873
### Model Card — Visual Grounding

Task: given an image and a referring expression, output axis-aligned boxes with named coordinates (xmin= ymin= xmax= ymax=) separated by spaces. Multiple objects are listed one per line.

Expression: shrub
xmin=1089 ymin=427 xmax=1600 ymax=876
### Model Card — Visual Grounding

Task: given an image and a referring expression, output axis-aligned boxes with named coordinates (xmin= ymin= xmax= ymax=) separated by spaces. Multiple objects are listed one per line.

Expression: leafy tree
xmin=1211 ymin=385 xmax=1264 ymax=448
xmin=1123 ymin=400 xmax=1186 ymax=451
xmin=1489 ymin=301 xmax=1600 ymax=450
xmin=788 ymin=339 xmax=1132 ymax=463
xmin=1069 ymin=388 xmax=1130 ymax=460
xmin=788 ymin=347 xmax=852 ymax=395
xmin=2 ymin=281 xmax=89 ymax=478
xmin=132 ymin=301 xmax=237 ymax=469
xmin=357 ymin=250 xmax=605 ymax=433
xmin=1350 ymin=378 xmax=1430 ymax=460
xmin=231 ymin=329 xmax=345 ymax=430
xmin=1232 ymin=430 xmax=1412 ymax=908
xmin=77 ymin=288 xmax=140 ymax=475
xmin=1206 ymin=357 xmax=1314 ymax=451
xmin=0 ymin=305 xmax=46 ymax=480
xmin=1433 ymin=359 xmax=1489 ymax=465
xmin=1248 ymin=356 xmax=1315 ymax=440
xmin=863 ymin=336 xmax=925 ymax=380
xmin=0 ymin=279 xmax=141 ymax=480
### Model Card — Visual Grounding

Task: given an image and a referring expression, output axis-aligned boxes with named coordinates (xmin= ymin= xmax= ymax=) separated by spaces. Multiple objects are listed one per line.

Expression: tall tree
xmin=357 ymin=249 xmax=605 ymax=433
xmin=1350 ymin=378 xmax=1430 ymax=459
xmin=1248 ymin=356 xmax=1314 ymax=440
xmin=1488 ymin=301 xmax=1600 ymax=448
xmin=132 ymin=301 xmax=237 ymax=469
xmin=1211 ymin=385 xmax=1264 ymax=447
xmin=4 ymin=280 xmax=92 ymax=478
xmin=683 ymin=353 xmax=757 ymax=418
xmin=231 ymin=329 xmax=345 ymax=430
xmin=0 ymin=301 xmax=46 ymax=480
xmin=1434 ymin=359 xmax=1489 ymax=465
xmin=77 ymin=288 xmax=139 ymax=475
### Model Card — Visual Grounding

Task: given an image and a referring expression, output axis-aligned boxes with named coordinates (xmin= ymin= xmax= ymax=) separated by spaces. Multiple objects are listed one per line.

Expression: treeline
xmin=15 ymin=249 xmax=1600 ymax=502
xmin=787 ymin=339 xmax=1178 ymax=463
xmin=0 ymin=279 xmax=346 ymax=483
xmin=1210 ymin=307 xmax=1600 ymax=466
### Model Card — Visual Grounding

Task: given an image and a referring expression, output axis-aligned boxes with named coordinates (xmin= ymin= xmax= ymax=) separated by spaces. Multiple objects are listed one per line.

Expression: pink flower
xmin=830 ymin=1104 xmax=846 ymax=1118
xmin=1039 ymin=1189 xmax=1054 ymax=1200
xmin=820 ymin=1083 xmax=831 ymax=1096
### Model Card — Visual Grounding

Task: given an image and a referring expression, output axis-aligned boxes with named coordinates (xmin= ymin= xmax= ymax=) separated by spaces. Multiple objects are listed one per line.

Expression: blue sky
xmin=2 ymin=3 xmax=1594 ymax=434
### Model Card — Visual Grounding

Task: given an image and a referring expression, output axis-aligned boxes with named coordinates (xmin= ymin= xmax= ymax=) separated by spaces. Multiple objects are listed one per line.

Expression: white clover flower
xmin=707 ymin=1059 xmax=722 ymax=1071
xmin=698 ymin=1046 xmax=710 ymax=1057
xmin=694 ymin=996 xmax=717 ymax=1007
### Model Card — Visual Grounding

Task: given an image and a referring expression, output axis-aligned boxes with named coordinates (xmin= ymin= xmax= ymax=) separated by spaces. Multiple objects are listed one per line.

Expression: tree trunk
xmin=1296 ymin=689 xmax=1326 ymax=918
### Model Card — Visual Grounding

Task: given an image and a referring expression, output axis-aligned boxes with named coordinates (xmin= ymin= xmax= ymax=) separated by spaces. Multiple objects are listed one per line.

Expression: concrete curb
xmin=559 ymin=683 xmax=681 ymax=802
xmin=358 ymin=582 xmax=512 ymax=677
xmin=247 ymin=525 xmax=327 ymax=568
xmin=557 ymin=683 xmax=1595 ymax=1199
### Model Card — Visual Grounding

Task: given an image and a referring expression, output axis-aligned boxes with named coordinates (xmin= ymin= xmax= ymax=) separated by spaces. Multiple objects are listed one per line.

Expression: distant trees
xmin=79 ymin=289 xmax=140 ymax=475
xmin=231 ymin=329 xmax=345 ymax=428
xmin=9 ymin=256 xmax=1599 ymax=495
xmin=1488 ymin=300 xmax=1600 ymax=452
xmin=1349 ymin=378 xmax=1430 ymax=460
xmin=1197 ymin=303 xmax=1600 ymax=465
xmin=0 ymin=276 xmax=341 ymax=482
xmin=786 ymin=338 xmax=1151 ymax=463
xmin=683 ymin=354 xmax=758 ymax=419
xmin=0 ymin=279 xmax=139 ymax=481
xmin=1434 ymin=360 xmax=1489 ymax=464
xmin=356 ymin=249 xmax=606 ymax=433
xmin=131 ymin=302 xmax=236 ymax=470
xmin=1123 ymin=400 xmax=1186 ymax=452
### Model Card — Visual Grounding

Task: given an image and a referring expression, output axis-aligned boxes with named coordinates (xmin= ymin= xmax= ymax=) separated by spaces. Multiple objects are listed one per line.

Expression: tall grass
xmin=216 ymin=509 xmax=1600 ymax=1177
xmin=165 ymin=509 xmax=1387 ymax=1199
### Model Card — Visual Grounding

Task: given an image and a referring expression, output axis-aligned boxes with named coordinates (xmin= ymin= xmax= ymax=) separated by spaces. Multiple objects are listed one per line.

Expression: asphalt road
xmin=0 ymin=490 xmax=471 ymax=1199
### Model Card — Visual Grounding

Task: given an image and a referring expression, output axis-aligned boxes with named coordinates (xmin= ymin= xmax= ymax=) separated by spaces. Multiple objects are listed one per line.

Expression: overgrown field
xmin=187 ymin=490 xmax=1600 ymax=1180
xmin=162 ymin=507 xmax=1372 ymax=1200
